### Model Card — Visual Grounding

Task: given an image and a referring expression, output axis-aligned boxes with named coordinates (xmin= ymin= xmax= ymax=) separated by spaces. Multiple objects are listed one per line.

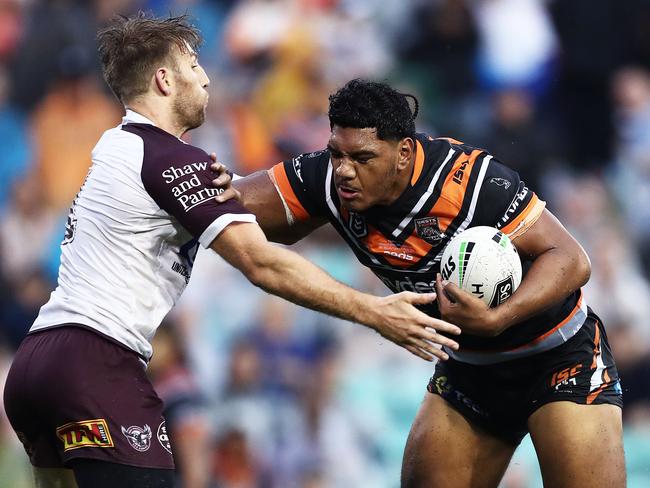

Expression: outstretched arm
xmin=210 ymin=221 xmax=461 ymax=361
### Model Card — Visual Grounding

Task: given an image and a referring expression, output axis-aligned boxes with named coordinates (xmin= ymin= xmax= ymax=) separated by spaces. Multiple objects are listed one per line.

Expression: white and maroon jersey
xmin=31 ymin=110 xmax=255 ymax=359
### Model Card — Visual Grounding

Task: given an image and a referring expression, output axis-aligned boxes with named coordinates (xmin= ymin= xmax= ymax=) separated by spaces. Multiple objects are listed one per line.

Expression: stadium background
xmin=0 ymin=0 xmax=649 ymax=486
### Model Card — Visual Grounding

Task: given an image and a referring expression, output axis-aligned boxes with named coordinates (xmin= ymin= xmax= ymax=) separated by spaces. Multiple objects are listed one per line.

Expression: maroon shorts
xmin=3 ymin=325 xmax=174 ymax=469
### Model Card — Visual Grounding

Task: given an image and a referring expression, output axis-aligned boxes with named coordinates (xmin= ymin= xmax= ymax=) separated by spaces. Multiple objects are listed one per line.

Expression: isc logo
xmin=551 ymin=364 xmax=582 ymax=388
xmin=452 ymin=160 xmax=470 ymax=184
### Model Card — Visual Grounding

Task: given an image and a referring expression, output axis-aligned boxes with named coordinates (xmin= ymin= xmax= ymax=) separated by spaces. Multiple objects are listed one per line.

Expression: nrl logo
xmin=348 ymin=211 xmax=367 ymax=238
xmin=121 ymin=424 xmax=152 ymax=452
xmin=414 ymin=217 xmax=444 ymax=245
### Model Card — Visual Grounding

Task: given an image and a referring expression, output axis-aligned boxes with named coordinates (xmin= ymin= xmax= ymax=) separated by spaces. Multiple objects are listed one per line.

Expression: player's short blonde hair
xmin=97 ymin=13 xmax=202 ymax=104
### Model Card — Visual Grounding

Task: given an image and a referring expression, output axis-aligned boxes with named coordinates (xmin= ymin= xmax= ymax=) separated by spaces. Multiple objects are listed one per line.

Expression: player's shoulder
xmin=418 ymin=133 xmax=488 ymax=158
xmin=122 ymin=123 xmax=207 ymax=162
xmin=291 ymin=148 xmax=330 ymax=167
xmin=284 ymin=148 xmax=331 ymax=184
xmin=119 ymin=124 xmax=213 ymax=192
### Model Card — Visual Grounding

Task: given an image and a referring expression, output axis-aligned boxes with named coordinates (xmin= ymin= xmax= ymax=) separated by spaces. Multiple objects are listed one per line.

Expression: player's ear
xmin=154 ymin=67 xmax=172 ymax=96
xmin=397 ymin=137 xmax=414 ymax=171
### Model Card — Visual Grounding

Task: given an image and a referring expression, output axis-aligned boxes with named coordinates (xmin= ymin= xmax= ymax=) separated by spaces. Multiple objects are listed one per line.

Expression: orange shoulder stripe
xmin=429 ymin=149 xmax=482 ymax=232
xmin=270 ymin=163 xmax=310 ymax=221
xmin=501 ymin=194 xmax=545 ymax=237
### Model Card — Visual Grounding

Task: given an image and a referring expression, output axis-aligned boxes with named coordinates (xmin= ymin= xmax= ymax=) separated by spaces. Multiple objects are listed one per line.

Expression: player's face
xmin=171 ymin=47 xmax=210 ymax=131
xmin=329 ymin=126 xmax=407 ymax=212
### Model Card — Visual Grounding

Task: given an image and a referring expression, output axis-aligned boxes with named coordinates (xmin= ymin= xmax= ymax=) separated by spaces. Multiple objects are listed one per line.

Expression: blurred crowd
xmin=0 ymin=0 xmax=649 ymax=487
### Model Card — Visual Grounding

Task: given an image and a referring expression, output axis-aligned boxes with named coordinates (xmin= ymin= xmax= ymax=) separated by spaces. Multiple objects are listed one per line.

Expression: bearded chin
xmin=173 ymin=98 xmax=205 ymax=131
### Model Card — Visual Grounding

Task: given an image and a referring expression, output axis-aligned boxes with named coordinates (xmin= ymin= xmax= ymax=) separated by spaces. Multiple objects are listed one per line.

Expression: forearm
xmin=247 ymin=244 xmax=380 ymax=328
xmin=490 ymin=247 xmax=590 ymax=333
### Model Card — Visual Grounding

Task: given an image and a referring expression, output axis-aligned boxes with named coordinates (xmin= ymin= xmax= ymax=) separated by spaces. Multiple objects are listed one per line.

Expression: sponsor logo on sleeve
xmin=121 ymin=424 xmax=152 ymax=452
xmin=292 ymin=157 xmax=304 ymax=183
xmin=497 ymin=183 xmax=529 ymax=228
xmin=414 ymin=217 xmax=445 ymax=245
xmin=489 ymin=177 xmax=511 ymax=189
xmin=161 ymin=162 xmax=224 ymax=212
xmin=157 ymin=421 xmax=172 ymax=453
xmin=56 ymin=419 xmax=114 ymax=452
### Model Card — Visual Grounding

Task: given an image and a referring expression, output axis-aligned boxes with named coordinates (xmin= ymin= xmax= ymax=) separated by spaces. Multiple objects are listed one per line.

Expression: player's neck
xmin=126 ymin=101 xmax=186 ymax=138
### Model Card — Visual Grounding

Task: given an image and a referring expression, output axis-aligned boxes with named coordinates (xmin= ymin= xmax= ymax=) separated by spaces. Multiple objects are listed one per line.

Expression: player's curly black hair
xmin=328 ymin=79 xmax=419 ymax=141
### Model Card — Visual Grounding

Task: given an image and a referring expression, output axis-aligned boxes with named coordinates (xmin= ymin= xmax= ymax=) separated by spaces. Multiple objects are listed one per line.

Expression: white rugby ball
xmin=440 ymin=226 xmax=522 ymax=307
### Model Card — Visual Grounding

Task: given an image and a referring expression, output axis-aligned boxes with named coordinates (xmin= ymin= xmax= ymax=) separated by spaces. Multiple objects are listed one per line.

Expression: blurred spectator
xmin=274 ymin=347 xmax=385 ymax=488
xmin=210 ymin=427 xmax=272 ymax=488
xmin=0 ymin=66 xmax=30 ymax=207
xmin=400 ymin=0 xmax=478 ymax=95
xmin=213 ymin=341 xmax=277 ymax=486
xmin=0 ymin=269 xmax=53 ymax=350
xmin=473 ymin=0 xmax=558 ymax=94
xmin=31 ymin=47 xmax=121 ymax=210
xmin=0 ymin=177 xmax=58 ymax=277
xmin=8 ymin=2 xmax=98 ymax=111
xmin=0 ymin=0 xmax=24 ymax=62
xmin=149 ymin=319 xmax=212 ymax=488
xmin=395 ymin=0 xmax=479 ymax=134
xmin=583 ymin=226 xmax=650 ymax=342
xmin=548 ymin=0 xmax=632 ymax=170
xmin=474 ymin=88 xmax=556 ymax=192
xmin=609 ymin=66 xmax=650 ymax=278
xmin=224 ymin=0 xmax=295 ymax=71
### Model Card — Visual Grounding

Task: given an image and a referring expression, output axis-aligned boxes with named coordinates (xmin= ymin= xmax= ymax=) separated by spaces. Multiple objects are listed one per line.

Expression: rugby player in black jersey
xmin=213 ymin=79 xmax=625 ymax=488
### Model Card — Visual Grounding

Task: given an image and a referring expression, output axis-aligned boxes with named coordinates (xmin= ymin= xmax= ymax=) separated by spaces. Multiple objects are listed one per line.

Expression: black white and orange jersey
xmin=270 ymin=134 xmax=587 ymax=364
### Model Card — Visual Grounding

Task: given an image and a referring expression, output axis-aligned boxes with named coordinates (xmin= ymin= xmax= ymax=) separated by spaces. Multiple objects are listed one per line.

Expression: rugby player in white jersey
xmin=2 ymin=14 xmax=461 ymax=488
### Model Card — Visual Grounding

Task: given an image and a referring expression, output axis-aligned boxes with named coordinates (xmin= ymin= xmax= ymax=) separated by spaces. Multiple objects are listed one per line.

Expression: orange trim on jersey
xmin=402 ymin=234 xmax=433 ymax=261
xmin=428 ymin=149 xmax=482 ymax=231
xmin=500 ymin=194 xmax=545 ymax=237
xmin=511 ymin=292 xmax=584 ymax=352
xmin=362 ymin=226 xmax=433 ymax=267
xmin=363 ymin=227 xmax=407 ymax=266
xmin=410 ymin=140 xmax=425 ymax=186
xmin=270 ymin=163 xmax=310 ymax=222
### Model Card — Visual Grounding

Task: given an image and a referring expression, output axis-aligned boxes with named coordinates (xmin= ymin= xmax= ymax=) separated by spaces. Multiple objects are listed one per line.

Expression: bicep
xmin=234 ymin=170 xmax=326 ymax=244
xmin=512 ymin=209 xmax=586 ymax=261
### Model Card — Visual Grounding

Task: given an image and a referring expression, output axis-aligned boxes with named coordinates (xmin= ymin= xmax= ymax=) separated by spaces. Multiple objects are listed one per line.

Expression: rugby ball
xmin=440 ymin=226 xmax=522 ymax=307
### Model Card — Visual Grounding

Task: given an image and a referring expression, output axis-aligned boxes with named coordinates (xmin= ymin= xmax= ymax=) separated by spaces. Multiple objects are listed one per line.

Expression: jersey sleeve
xmin=475 ymin=158 xmax=546 ymax=239
xmin=268 ymin=150 xmax=330 ymax=222
xmin=141 ymin=146 xmax=256 ymax=248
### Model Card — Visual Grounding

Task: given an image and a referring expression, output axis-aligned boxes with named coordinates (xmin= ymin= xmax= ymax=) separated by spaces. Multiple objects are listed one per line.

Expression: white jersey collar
xmin=122 ymin=109 xmax=157 ymax=126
